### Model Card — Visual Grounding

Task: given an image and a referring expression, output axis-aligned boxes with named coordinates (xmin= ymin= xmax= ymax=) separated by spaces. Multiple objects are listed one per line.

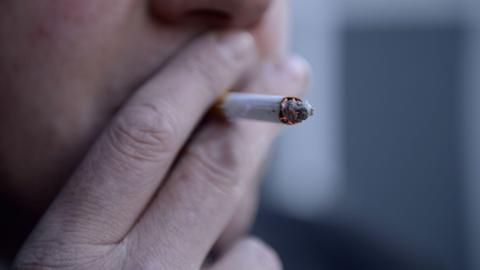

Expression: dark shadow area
xmin=253 ymin=207 xmax=441 ymax=270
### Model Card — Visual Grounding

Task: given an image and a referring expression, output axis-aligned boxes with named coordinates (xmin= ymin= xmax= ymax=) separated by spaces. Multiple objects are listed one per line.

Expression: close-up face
xmin=0 ymin=0 xmax=285 ymax=212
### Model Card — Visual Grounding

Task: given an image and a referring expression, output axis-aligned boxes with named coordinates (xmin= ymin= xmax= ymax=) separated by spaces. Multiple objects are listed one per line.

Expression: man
xmin=0 ymin=0 xmax=309 ymax=269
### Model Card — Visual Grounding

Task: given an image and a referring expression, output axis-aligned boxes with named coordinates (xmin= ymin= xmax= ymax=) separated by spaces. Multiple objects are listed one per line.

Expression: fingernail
xmin=217 ymin=31 xmax=255 ymax=55
xmin=287 ymin=55 xmax=311 ymax=88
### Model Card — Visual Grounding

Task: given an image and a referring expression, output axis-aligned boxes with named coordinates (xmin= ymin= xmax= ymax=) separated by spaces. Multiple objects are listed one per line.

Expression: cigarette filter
xmin=218 ymin=93 xmax=314 ymax=125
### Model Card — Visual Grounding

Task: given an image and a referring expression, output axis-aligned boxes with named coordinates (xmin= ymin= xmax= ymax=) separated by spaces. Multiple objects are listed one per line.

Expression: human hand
xmin=0 ymin=0 xmax=282 ymax=212
xmin=12 ymin=29 xmax=309 ymax=269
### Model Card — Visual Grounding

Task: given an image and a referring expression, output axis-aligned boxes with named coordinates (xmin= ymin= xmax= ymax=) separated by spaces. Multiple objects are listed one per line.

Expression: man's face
xmin=0 ymin=0 xmax=285 ymax=211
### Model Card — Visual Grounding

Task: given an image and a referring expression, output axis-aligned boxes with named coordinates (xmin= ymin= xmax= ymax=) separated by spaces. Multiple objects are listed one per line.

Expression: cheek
xmin=0 ymin=0 xmax=201 ymax=212
xmin=26 ymin=0 xmax=138 ymax=56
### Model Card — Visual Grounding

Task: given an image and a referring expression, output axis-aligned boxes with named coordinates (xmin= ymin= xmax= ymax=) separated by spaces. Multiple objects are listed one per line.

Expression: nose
xmin=151 ymin=0 xmax=272 ymax=27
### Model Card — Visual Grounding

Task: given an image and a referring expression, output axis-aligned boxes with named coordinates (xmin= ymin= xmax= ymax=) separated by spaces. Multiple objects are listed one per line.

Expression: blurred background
xmin=253 ymin=0 xmax=480 ymax=269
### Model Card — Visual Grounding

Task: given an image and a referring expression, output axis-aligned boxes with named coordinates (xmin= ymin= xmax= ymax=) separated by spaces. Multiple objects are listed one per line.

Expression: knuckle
xmin=122 ymin=233 xmax=174 ymax=270
xmin=181 ymin=35 xmax=250 ymax=94
xmin=183 ymin=51 xmax=224 ymax=93
xmin=214 ymin=32 xmax=255 ymax=64
xmin=293 ymin=59 xmax=311 ymax=91
xmin=186 ymin=135 xmax=243 ymax=195
xmin=280 ymin=56 xmax=311 ymax=95
xmin=108 ymin=102 xmax=179 ymax=162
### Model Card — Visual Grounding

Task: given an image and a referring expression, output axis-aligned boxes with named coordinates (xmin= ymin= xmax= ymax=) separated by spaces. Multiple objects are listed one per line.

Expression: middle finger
xmin=128 ymin=56 xmax=309 ymax=268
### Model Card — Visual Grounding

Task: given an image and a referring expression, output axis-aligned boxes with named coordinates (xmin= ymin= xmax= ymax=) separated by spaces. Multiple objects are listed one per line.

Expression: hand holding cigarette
xmin=14 ymin=25 xmax=309 ymax=270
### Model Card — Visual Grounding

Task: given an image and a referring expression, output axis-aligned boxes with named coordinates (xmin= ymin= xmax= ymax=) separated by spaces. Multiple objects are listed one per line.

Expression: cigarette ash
xmin=279 ymin=97 xmax=314 ymax=125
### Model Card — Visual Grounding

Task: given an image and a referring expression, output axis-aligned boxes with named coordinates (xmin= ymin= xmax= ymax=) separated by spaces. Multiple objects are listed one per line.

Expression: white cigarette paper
xmin=219 ymin=93 xmax=314 ymax=125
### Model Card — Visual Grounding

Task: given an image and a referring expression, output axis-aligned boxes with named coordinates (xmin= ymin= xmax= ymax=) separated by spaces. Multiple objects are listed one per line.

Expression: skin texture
xmin=0 ymin=0 xmax=310 ymax=269
xmin=0 ymin=0 xmax=280 ymax=210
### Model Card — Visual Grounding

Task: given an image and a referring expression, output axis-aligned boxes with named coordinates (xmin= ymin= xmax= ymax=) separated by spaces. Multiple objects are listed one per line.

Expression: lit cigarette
xmin=217 ymin=93 xmax=314 ymax=125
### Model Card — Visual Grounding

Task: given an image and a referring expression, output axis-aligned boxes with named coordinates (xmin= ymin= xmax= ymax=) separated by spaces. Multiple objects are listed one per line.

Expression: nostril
xmin=184 ymin=9 xmax=232 ymax=26
xmin=150 ymin=0 xmax=271 ymax=27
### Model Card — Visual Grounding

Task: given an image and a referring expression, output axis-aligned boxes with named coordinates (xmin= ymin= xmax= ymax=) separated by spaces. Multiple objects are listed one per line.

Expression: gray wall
xmin=340 ymin=1 xmax=467 ymax=268
xmin=342 ymin=26 xmax=465 ymax=270
xmin=259 ymin=1 xmax=477 ymax=269
xmin=463 ymin=0 xmax=480 ymax=269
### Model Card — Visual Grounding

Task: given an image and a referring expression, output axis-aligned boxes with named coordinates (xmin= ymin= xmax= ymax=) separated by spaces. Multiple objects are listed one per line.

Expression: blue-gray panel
xmin=343 ymin=26 xmax=465 ymax=270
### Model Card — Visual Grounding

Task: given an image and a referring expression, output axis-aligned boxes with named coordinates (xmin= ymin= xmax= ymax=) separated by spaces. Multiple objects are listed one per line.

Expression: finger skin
xmin=216 ymin=185 xmax=259 ymax=251
xmin=219 ymin=56 xmax=311 ymax=251
xmin=251 ymin=0 xmax=288 ymax=58
xmin=15 ymin=31 xmax=256 ymax=252
xmin=207 ymin=238 xmax=282 ymax=270
xmin=129 ymin=56 xmax=310 ymax=268
xmin=216 ymin=54 xmax=310 ymax=250
xmin=216 ymin=0 xmax=290 ymax=250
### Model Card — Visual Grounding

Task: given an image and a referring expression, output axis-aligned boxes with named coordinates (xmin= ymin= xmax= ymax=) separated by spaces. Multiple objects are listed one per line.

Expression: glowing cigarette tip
xmin=279 ymin=97 xmax=314 ymax=125
xmin=218 ymin=93 xmax=314 ymax=125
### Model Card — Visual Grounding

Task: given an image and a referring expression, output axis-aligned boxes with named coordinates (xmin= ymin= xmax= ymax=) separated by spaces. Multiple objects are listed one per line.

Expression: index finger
xmin=128 ymin=56 xmax=310 ymax=267
xmin=29 ymin=31 xmax=256 ymax=246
